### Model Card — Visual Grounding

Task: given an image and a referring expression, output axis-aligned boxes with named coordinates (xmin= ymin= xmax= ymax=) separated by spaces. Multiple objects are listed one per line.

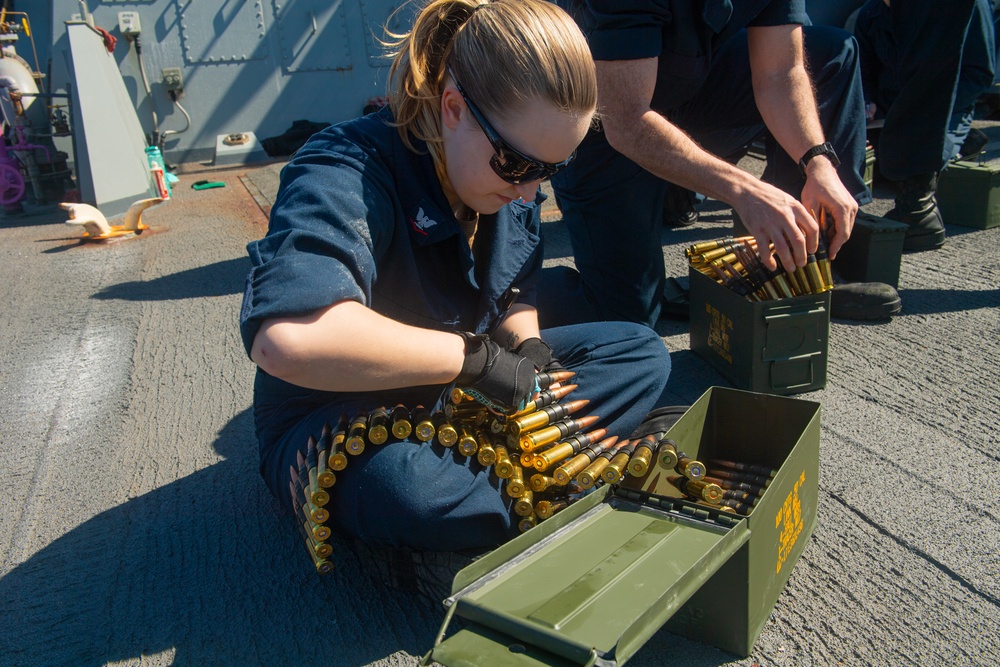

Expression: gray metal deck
xmin=0 ymin=140 xmax=997 ymax=666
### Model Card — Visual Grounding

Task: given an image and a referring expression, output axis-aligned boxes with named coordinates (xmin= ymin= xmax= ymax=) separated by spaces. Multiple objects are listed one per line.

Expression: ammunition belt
xmin=290 ymin=374 xmax=746 ymax=575
xmin=687 ymin=234 xmax=833 ymax=301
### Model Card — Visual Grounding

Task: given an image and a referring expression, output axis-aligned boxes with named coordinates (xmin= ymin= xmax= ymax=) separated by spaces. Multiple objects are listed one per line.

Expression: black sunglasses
xmin=449 ymin=69 xmax=575 ymax=184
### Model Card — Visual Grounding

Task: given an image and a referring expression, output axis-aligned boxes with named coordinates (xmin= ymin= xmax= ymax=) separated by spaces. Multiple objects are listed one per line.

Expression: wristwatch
xmin=798 ymin=142 xmax=840 ymax=177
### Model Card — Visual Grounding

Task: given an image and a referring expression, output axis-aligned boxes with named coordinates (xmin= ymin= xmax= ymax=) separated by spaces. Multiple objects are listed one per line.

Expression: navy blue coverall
xmin=549 ymin=0 xmax=870 ymax=327
xmin=239 ymin=108 xmax=671 ymax=552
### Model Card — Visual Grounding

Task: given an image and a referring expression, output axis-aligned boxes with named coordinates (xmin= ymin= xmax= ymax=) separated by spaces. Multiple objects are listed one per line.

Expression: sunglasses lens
xmin=491 ymin=151 xmax=573 ymax=184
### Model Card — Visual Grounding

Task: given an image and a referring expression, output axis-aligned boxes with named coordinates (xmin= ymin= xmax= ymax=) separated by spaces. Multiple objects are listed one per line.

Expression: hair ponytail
xmin=385 ymin=0 xmax=596 ymax=165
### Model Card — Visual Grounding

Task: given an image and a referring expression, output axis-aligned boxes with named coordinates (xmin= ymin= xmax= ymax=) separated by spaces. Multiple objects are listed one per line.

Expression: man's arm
xmin=748 ymin=24 xmax=857 ymax=258
xmin=596 ymin=57 xmax=818 ymax=272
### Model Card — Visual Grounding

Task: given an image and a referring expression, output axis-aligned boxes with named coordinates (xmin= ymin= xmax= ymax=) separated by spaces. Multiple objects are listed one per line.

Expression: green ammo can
xmin=422 ymin=387 xmax=821 ymax=666
xmin=936 ymin=159 xmax=1000 ymax=229
xmin=832 ymin=211 xmax=907 ymax=288
xmin=688 ymin=268 xmax=830 ymax=396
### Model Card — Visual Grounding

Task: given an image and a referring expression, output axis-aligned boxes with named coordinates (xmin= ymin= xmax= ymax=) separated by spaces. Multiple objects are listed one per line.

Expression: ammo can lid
xmin=426 ymin=485 xmax=750 ymax=667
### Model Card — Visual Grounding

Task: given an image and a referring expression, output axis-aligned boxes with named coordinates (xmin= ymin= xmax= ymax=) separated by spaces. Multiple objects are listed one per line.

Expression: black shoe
xmin=663 ymin=184 xmax=699 ymax=227
xmin=661 ymin=276 xmax=690 ymax=319
xmin=830 ymin=282 xmax=901 ymax=320
xmin=958 ymin=127 xmax=989 ymax=160
xmin=885 ymin=173 xmax=946 ymax=252
xmin=664 ymin=207 xmax=699 ymax=227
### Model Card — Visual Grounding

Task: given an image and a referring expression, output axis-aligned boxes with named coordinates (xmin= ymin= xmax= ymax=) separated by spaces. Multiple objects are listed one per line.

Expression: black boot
xmin=885 ymin=173 xmax=946 ymax=251
xmin=662 ymin=183 xmax=699 ymax=227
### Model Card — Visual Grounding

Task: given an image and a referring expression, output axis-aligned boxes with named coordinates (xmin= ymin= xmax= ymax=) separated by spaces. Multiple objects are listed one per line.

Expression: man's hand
xmin=733 ymin=179 xmax=819 ymax=274
xmin=800 ymin=158 xmax=857 ymax=259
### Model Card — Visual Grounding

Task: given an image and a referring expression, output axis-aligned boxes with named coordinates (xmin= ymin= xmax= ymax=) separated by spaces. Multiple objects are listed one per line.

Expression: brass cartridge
xmin=656 ymin=437 xmax=679 ymax=470
xmin=509 ymin=399 xmax=590 ymax=440
xmin=531 ymin=427 xmax=605 ymax=472
xmin=316 ymin=422 xmax=333 ymax=474
xmin=536 ymin=369 xmax=575 ymax=391
xmin=476 ymin=433 xmax=497 ymax=466
xmin=519 ymin=450 xmax=536 ymax=468
xmin=602 ymin=440 xmax=638 ymax=484
xmin=367 ymin=406 xmax=390 ymax=445
xmin=512 ymin=384 xmax=578 ymax=417
xmin=494 ymin=445 xmax=514 ymax=479
xmin=718 ymin=497 xmax=755 ymax=515
xmin=308 ymin=470 xmax=330 ymax=507
xmin=521 ymin=414 xmax=599 ymax=452
xmin=804 ymin=255 xmax=828 ymax=293
xmin=518 ymin=514 xmax=537 ymax=533
xmin=450 ymin=387 xmax=471 ymax=405
xmin=514 ymin=489 xmax=534 ymax=517
xmin=770 ymin=270 xmax=796 ymax=299
xmin=345 ymin=413 xmax=368 ymax=455
xmin=308 ymin=549 xmax=334 ymax=575
xmin=317 ymin=450 xmax=336 ymax=488
xmin=534 ymin=499 xmax=569 ymax=520
xmin=669 ymin=475 xmax=723 ymax=503
xmin=434 ymin=414 xmax=458 ymax=447
xmin=457 ymin=424 xmax=478 ymax=457
xmin=390 ymin=404 xmax=412 ymax=440
xmin=304 ymin=499 xmax=329 ymax=524
xmin=675 ymin=452 xmax=706 ymax=480
xmin=506 ymin=464 xmax=526 ymax=498
xmin=577 ymin=449 xmax=615 ymax=489
xmin=702 ymin=475 xmax=768 ymax=496
xmin=529 ymin=473 xmax=560 ymax=493
xmin=627 ymin=434 xmax=657 ymax=478
xmin=555 ymin=435 xmax=619 ymax=485
xmin=815 ymin=208 xmax=835 ymax=288
xmin=445 ymin=401 xmax=487 ymax=422
xmin=411 ymin=406 xmax=435 ymax=442
xmin=329 ymin=416 xmax=349 ymax=471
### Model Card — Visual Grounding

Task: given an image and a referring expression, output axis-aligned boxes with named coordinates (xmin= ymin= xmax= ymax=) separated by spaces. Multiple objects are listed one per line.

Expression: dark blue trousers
xmin=260 ymin=321 xmax=670 ymax=552
xmin=549 ymin=25 xmax=870 ymax=328
xmin=878 ymin=0 xmax=987 ymax=179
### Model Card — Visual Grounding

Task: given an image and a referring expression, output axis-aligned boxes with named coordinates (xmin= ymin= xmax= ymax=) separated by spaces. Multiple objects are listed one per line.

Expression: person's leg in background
xmin=547 ymin=131 xmax=669 ymax=328
xmin=880 ymin=0 xmax=979 ymax=251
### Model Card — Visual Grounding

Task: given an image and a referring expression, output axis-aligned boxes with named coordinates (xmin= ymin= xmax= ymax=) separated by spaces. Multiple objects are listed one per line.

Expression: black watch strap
xmin=798 ymin=142 xmax=840 ymax=177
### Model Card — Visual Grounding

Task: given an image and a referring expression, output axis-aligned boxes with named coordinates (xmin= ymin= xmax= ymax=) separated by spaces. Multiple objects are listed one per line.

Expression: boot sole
xmin=831 ymin=295 xmax=902 ymax=320
xmin=903 ymin=229 xmax=946 ymax=252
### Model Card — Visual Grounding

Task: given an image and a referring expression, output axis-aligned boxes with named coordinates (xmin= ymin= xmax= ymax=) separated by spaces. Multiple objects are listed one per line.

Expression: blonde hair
xmin=386 ymin=0 xmax=597 ymax=164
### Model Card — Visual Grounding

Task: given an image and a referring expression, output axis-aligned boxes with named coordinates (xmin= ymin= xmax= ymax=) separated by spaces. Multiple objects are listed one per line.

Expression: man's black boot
xmin=885 ymin=172 xmax=946 ymax=252
xmin=662 ymin=184 xmax=699 ymax=227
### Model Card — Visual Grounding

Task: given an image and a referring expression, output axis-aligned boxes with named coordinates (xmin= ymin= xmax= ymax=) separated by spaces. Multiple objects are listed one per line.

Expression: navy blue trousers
xmin=549 ymin=25 xmax=870 ymax=328
xmin=878 ymin=0 xmax=987 ymax=179
xmin=259 ymin=321 xmax=670 ymax=552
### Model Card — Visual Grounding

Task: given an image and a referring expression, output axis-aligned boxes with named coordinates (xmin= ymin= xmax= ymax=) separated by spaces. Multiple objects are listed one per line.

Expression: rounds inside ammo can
xmin=518 ymin=514 xmax=537 ymax=532
xmin=676 ymin=454 xmax=705 ymax=480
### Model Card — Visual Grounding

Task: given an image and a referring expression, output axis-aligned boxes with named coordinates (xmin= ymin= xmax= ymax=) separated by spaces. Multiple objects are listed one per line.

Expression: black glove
xmin=628 ymin=405 xmax=690 ymax=440
xmin=456 ymin=333 xmax=538 ymax=412
xmin=512 ymin=337 xmax=565 ymax=373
